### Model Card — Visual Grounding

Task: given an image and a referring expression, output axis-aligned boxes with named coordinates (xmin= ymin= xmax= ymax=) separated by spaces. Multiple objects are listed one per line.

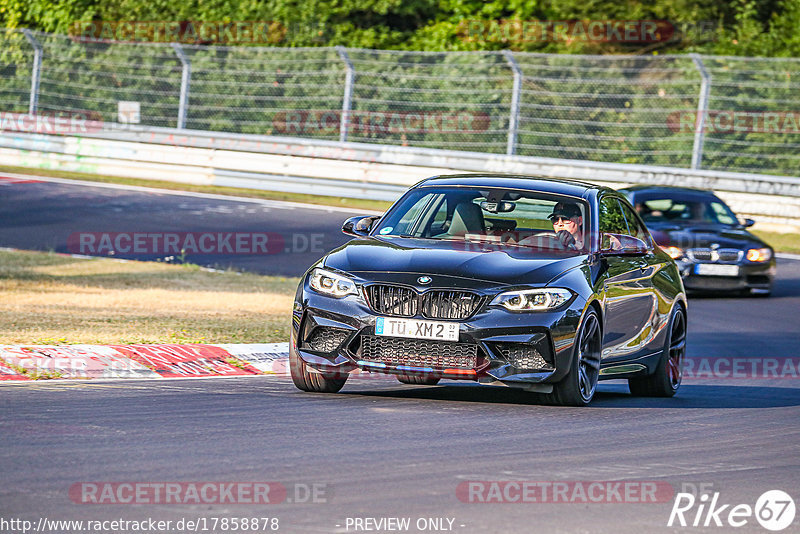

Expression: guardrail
xmin=1 ymin=124 xmax=799 ymax=228
xmin=3 ymin=29 xmax=800 ymax=178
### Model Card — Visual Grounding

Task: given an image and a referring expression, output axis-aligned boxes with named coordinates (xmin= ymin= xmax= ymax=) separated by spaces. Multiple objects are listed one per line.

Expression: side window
xmin=391 ymin=193 xmax=434 ymax=235
xmin=433 ymin=197 xmax=449 ymax=225
xmin=599 ymin=196 xmax=628 ymax=235
xmin=619 ymin=201 xmax=651 ymax=244
xmin=429 ymin=196 xmax=450 ymax=235
xmin=710 ymin=202 xmax=737 ymax=225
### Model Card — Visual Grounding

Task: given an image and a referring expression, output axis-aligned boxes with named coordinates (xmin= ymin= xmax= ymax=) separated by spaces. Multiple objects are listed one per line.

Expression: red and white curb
xmin=0 ymin=175 xmax=43 ymax=185
xmin=0 ymin=343 xmax=290 ymax=381
xmin=4 ymin=344 xmax=799 ymax=383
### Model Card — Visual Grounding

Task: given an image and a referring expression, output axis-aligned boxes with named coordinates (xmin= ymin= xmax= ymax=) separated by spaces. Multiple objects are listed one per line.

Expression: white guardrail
xmin=1 ymin=124 xmax=799 ymax=229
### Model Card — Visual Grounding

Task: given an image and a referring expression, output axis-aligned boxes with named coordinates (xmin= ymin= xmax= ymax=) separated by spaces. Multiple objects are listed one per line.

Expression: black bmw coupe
xmin=619 ymin=186 xmax=776 ymax=296
xmin=290 ymin=175 xmax=688 ymax=406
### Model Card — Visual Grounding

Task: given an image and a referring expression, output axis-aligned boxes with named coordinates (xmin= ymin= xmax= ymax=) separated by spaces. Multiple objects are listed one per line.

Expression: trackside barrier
xmin=2 ymin=345 xmax=799 ymax=382
xmin=3 ymin=30 xmax=800 ymax=176
xmin=0 ymin=126 xmax=799 ymax=228
xmin=0 ymin=344 xmax=290 ymax=380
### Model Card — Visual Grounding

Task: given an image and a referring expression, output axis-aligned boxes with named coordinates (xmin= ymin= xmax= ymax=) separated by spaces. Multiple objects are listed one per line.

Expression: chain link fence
xmin=1 ymin=28 xmax=799 ymax=177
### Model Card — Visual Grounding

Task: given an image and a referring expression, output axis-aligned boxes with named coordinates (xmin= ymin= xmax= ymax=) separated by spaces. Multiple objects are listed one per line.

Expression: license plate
xmin=375 ymin=317 xmax=460 ymax=342
xmin=695 ymin=264 xmax=739 ymax=276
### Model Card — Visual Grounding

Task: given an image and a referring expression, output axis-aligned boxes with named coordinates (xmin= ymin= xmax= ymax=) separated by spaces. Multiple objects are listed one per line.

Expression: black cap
xmin=548 ymin=202 xmax=582 ymax=220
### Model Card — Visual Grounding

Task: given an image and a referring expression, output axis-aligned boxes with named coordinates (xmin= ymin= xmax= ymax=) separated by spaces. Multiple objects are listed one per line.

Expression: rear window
xmin=633 ymin=197 xmax=738 ymax=225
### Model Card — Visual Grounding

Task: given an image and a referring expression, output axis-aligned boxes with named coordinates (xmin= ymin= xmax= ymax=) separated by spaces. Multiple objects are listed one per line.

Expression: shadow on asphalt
xmin=688 ymin=285 xmax=800 ymax=299
xmin=688 ymin=332 xmax=800 ymax=353
xmin=339 ymin=382 xmax=800 ymax=409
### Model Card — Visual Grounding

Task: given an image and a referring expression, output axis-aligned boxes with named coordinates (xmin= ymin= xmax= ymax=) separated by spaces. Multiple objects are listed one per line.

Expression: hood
xmin=649 ymin=223 xmax=768 ymax=250
xmin=323 ymin=236 xmax=587 ymax=286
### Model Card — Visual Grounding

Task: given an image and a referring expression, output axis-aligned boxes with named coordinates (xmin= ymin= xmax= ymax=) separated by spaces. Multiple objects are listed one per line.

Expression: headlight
xmin=746 ymin=248 xmax=772 ymax=262
xmin=661 ymin=246 xmax=684 ymax=260
xmin=490 ymin=288 xmax=572 ymax=312
xmin=308 ymin=268 xmax=358 ymax=297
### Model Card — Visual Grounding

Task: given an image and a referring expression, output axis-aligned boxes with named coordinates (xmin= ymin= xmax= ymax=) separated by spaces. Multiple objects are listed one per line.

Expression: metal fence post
xmin=336 ymin=46 xmax=355 ymax=143
xmin=503 ymin=50 xmax=522 ymax=156
xmin=21 ymin=29 xmax=43 ymax=115
xmin=171 ymin=43 xmax=191 ymax=129
xmin=690 ymin=54 xmax=711 ymax=170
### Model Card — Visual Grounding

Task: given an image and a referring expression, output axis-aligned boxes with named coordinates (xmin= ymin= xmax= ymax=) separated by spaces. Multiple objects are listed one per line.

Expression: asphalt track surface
xmin=2 ymin=176 xmax=800 ymax=533
xmin=0 ymin=176 xmax=362 ymax=276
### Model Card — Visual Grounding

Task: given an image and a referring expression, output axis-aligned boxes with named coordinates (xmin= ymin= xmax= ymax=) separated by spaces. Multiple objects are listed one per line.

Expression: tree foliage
xmin=1 ymin=1 xmax=798 ymax=178
xmin=2 ymin=0 xmax=800 ymax=56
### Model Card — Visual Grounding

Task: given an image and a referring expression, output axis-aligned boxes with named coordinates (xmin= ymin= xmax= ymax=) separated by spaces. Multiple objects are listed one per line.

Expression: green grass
xmin=752 ymin=230 xmax=800 ymax=255
xmin=0 ymin=250 xmax=298 ymax=345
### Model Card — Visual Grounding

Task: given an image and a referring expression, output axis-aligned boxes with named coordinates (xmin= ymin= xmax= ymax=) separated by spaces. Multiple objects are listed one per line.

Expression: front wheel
xmin=628 ymin=304 xmax=686 ymax=397
xmin=289 ymin=346 xmax=348 ymax=393
xmin=543 ymin=308 xmax=602 ymax=406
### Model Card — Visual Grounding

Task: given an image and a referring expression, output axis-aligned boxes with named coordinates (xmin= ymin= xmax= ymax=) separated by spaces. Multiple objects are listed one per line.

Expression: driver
xmin=548 ymin=202 xmax=584 ymax=250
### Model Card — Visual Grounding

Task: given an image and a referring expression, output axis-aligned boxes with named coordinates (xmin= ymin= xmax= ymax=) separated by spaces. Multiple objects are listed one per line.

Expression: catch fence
xmin=1 ymin=29 xmax=799 ymax=176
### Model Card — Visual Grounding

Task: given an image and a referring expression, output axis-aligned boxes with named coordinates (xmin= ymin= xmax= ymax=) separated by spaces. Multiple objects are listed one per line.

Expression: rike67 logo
xmin=668 ymin=490 xmax=796 ymax=531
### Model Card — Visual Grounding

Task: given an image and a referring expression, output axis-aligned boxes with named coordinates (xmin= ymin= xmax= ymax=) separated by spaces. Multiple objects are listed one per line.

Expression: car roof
xmin=417 ymin=174 xmax=612 ymax=198
xmin=618 ymin=185 xmax=721 ymax=202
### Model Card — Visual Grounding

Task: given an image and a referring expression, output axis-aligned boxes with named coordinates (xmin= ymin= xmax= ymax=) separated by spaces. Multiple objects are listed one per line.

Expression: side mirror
xmin=740 ymin=218 xmax=756 ymax=228
xmin=600 ymin=233 xmax=649 ymax=255
xmin=342 ymin=215 xmax=381 ymax=237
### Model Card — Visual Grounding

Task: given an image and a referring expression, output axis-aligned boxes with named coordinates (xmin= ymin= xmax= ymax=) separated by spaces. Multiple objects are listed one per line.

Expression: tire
xmin=543 ymin=308 xmax=602 ymax=406
xmin=289 ymin=345 xmax=348 ymax=393
xmin=628 ymin=304 xmax=686 ymax=397
xmin=397 ymin=374 xmax=441 ymax=385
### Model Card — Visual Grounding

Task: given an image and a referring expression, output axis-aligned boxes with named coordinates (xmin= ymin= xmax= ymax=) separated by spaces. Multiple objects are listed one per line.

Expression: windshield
xmin=633 ymin=197 xmax=738 ymax=225
xmin=374 ymin=187 xmax=589 ymax=254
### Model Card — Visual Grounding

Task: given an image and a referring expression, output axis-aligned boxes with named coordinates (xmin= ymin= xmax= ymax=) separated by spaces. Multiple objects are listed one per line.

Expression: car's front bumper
xmin=676 ymin=258 xmax=776 ymax=293
xmin=291 ymin=280 xmax=587 ymax=387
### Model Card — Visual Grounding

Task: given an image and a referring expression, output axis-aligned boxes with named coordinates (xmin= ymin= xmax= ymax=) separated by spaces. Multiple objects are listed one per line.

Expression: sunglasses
xmin=551 ymin=216 xmax=576 ymax=224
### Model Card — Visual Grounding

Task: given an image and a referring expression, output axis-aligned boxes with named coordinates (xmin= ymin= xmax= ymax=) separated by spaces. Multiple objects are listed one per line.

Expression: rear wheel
xmin=397 ymin=374 xmax=440 ymax=385
xmin=289 ymin=346 xmax=348 ymax=393
xmin=628 ymin=304 xmax=686 ymax=397
xmin=543 ymin=308 xmax=602 ymax=406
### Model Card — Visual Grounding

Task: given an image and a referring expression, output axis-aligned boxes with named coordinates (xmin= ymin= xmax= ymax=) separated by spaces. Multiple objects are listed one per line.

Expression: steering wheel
xmin=517 ymin=231 xmax=575 ymax=250
xmin=527 ymin=231 xmax=577 ymax=250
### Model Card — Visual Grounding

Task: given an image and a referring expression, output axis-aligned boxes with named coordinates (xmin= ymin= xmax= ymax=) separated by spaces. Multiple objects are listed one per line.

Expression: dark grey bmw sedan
xmin=290 ymin=175 xmax=687 ymax=406
xmin=619 ymin=185 xmax=776 ymax=296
